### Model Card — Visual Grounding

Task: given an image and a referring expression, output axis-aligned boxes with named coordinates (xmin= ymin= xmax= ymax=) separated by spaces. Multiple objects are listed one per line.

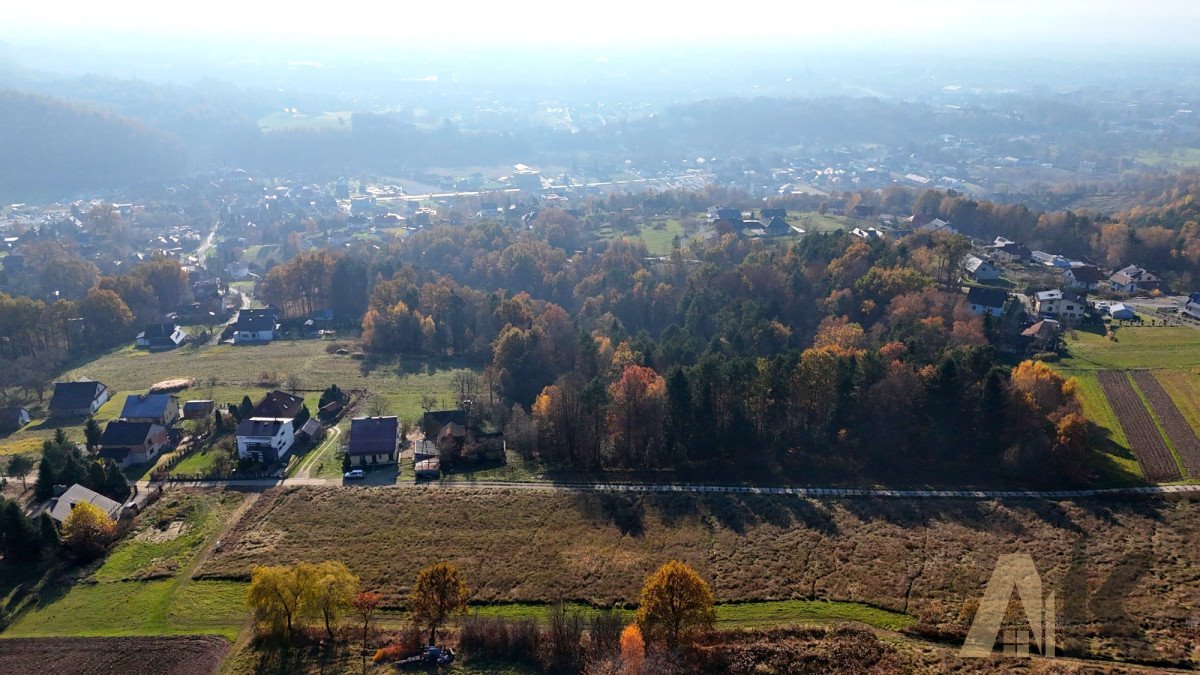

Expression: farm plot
xmin=0 ymin=636 xmax=229 ymax=675
xmin=1132 ymin=371 xmax=1200 ymax=478
xmin=1095 ymin=371 xmax=1181 ymax=481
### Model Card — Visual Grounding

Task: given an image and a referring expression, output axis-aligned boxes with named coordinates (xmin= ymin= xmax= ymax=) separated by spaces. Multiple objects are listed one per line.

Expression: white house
xmin=965 ymin=287 xmax=1009 ymax=316
xmin=136 ymin=323 xmax=187 ymax=350
xmin=235 ymin=390 xmax=303 ymax=463
xmin=232 ymin=308 xmax=279 ymax=344
xmin=1034 ymin=289 xmax=1085 ymax=320
xmin=1032 ymin=251 xmax=1071 ymax=268
xmin=1063 ymin=265 xmax=1106 ymax=292
xmin=961 ymin=255 xmax=1001 ymax=281
xmin=235 ymin=419 xmax=295 ymax=464
xmin=1106 ymin=302 xmax=1136 ymax=320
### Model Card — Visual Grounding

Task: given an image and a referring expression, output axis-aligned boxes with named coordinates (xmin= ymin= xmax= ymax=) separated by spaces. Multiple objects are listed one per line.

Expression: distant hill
xmin=0 ymin=90 xmax=186 ymax=200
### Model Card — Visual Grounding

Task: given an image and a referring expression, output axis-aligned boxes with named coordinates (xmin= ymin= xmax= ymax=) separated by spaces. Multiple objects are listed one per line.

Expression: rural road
xmin=136 ymin=477 xmax=1200 ymax=500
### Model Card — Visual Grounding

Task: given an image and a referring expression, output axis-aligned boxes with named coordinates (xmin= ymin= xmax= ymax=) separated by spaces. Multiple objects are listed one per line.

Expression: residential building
xmin=120 ymin=393 xmax=180 ymax=426
xmin=1064 ymin=265 xmax=1106 ymax=292
xmin=1106 ymin=302 xmax=1136 ymax=320
xmin=1182 ymin=293 xmax=1200 ymax=321
xmin=990 ymin=240 xmax=1031 ymax=263
xmin=965 ymin=286 xmax=1009 ymax=316
xmin=98 ymin=420 xmax=169 ymax=468
xmin=1034 ymin=289 xmax=1085 ymax=320
xmin=235 ymin=389 xmax=303 ymax=463
xmin=47 ymin=484 xmax=122 ymax=523
xmin=1108 ymin=265 xmax=1163 ymax=294
xmin=422 ymin=409 xmax=468 ymax=439
xmin=182 ymin=400 xmax=215 ymax=420
xmin=850 ymin=227 xmax=882 ymax=240
xmin=1031 ymin=251 xmax=1071 ymax=268
xmin=232 ymin=308 xmax=279 ymax=344
xmin=1022 ymin=319 xmax=1062 ymax=353
xmin=0 ymin=407 xmax=30 ymax=431
xmin=347 ymin=416 xmax=400 ymax=466
xmin=961 ymin=255 xmax=1001 ymax=281
xmin=49 ymin=380 xmax=110 ymax=417
xmin=136 ymin=323 xmax=187 ymax=350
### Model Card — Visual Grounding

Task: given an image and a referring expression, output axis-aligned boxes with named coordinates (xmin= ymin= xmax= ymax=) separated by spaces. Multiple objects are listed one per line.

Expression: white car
xmin=343 ymin=469 xmax=365 ymax=479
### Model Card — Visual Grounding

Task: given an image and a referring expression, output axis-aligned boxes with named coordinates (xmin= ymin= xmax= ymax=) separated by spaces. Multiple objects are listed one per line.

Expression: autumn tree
xmin=247 ymin=564 xmax=311 ymax=639
xmin=608 ymin=365 xmax=666 ymax=467
xmin=79 ymin=288 xmax=134 ymax=346
xmin=408 ymin=562 xmax=470 ymax=645
xmin=635 ymin=560 xmax=715 ymax=650
xmin=305 ymin=560 xmax=360 ymax=640
xmin=61 ymin=499 xmax=116 ymax=560
xmin=352 ymin=591 xmax=382 ymax=673
xmin=618 ymin=623 xmax=645 ymax=674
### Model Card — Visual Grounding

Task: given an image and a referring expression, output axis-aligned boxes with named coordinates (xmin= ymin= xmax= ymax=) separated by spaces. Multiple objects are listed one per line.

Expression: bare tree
xmin=285 ymin=372 xmax=304 ymax=394
xmin=366 ymin=395 xmax=389 ymax=418
xmin=420 ymin=394 xmax=438 ymax=413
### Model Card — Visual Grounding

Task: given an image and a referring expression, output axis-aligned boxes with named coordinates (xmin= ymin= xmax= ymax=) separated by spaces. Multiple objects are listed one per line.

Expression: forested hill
xmin=0 ymin=90 xmax=186 ymax=200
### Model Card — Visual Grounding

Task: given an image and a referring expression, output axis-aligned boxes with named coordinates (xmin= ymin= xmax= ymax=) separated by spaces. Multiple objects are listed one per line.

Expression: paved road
xmin=136 ymin=476 xmax=1200 ymax=500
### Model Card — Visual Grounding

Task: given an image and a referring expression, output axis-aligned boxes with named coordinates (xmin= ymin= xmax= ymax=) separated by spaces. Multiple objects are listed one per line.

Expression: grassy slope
xmin=3 ymin=491 xmax=245 ymax=639
xmin=0 ymin=340 xmax=478 ymax=455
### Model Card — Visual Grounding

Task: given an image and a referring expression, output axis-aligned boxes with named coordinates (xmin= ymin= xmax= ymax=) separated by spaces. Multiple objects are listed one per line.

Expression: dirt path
xmin=294 ymin=425 xmax=342 ymax=479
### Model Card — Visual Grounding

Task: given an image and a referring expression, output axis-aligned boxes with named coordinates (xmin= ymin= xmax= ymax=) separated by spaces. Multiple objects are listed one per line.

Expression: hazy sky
xmin=4 ymin=0 xmax=1200 ymax=52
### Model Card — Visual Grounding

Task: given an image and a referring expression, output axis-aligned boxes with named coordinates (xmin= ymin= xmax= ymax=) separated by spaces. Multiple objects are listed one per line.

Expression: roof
xmin=120 ymin=393 xmax=176 ymax=420
xmin=299 ymin=419 xmax=321 ymax=436
xmin=101 ymin=420 xmax=158 ymax=447
xmin=1035 ymin=289 xmax=1063 ymax=301
xmin=1067 ymin=265 xmax=1105 ymax=283
xmin=49 ymin=380 xmax=107 ymax=411
xmin=0 ymin=407 xmax=28 ymax=426
xmin=236 ymin=418 xmax=285 ymax=437
xmin=437 ymin=422 xmax=467 ymax=442
xmin=234 ymin=313 xmax=276 ymax=333
xmin=182 ymin=399 xmax=214 ymax=412
xmin=348 ymin=416 xmax=399 ymax=455
xmin=966 ymin=286 xmax=1008 ymax=308
xmin=414 ymin=457 xmax=441 ymax=473
xmin=423 ymin=409 xmax=467 ymax=433
xmin=1022 ymin=320 xmax=1061 ymax=338
xmin=250 ymin=390 xmax=304 ymax=419
xmin=47 ymin=484 xmax=121 ymax=523
xmin=961 ymin=255 xmax=993 ymax=274
xmin=139 ymin=323 xmax=179 ymax=339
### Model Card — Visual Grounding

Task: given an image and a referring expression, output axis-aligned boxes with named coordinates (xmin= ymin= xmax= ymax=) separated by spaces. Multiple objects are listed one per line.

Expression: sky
xmin=4 ymin=0 xmax=1200 ymax=52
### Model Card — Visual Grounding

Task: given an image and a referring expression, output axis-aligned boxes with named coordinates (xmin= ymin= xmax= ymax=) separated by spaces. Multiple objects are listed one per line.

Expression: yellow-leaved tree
xmin=635 ymin=560 xmax=714 ymax=650
xmin=247 ymin=564 xmax=311 ymax=639
xmin=61 ymin=500 xmax=116 ymax=560
xmin=305 ymin=560 xmax=360 ymax=640
xmin=408 ymin=562 xmax=470 ymax=645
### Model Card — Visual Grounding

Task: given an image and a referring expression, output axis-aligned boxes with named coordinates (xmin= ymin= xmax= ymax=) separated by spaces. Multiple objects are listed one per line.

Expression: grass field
xmin=5 ymin=491 xmax=247 ymax=640
xmin=636 ymin=219 xmax=684 ymax=255
xmin=0 ymin=340 xmax=479 ymax=455
xmin=1054 ymin=324 xmax=1200 ymax=483
xmin=196 ymin=486 xmax=1200 ymax=665
xmin=1133 ymin=147 xmax=1200 ymax=168
xmin=789 ymin=211 xmax=858 ymax=233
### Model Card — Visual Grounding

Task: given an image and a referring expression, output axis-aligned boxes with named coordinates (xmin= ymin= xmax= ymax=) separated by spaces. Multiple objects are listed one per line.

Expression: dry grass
xmin=198 ymin=487 xmax=1200 ymax=667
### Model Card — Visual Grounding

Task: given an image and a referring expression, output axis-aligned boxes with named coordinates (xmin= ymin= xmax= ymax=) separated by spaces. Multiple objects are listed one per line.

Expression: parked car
xmin=344 ymin=469 xmax=365 ymax=479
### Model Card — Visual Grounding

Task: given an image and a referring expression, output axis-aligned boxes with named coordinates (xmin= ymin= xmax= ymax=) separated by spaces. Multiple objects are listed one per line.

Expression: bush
xmin=1030 ymin=351 xmax=1058 ymax=362
xmin=460 ymin=614 xmax=541 ymax=665
xmin=371 ymin=644 xmax=410 ymax=663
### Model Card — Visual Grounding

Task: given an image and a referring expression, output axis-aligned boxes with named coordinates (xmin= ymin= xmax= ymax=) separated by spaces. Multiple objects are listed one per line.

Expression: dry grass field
xmin=198 ymin=487 xmax=1200 ymax=667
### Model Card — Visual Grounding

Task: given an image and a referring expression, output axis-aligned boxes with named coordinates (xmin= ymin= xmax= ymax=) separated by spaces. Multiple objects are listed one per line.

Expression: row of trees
xmin=33 ymin=430 xmax=130 ymax=503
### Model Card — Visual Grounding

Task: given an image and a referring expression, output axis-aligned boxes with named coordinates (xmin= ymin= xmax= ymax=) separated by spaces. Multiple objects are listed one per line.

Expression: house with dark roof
xmin=233 ymin=308 xmax=279 ymax=344
xmin=47 ymin=484 xmax=122 ymax=523
xmin=1182 ymin=292 xmax=1200 ymax=321
xmin=0 ymin=407 xmax=30 ymax=432
xmin=49 ymin=380 xmax=110 ymax=417
xmin=120 ymin=393 xmax=180 ymax=426
xmin=347 ymin=416 xmax=399 ymax=466
xmin=98 ymin=420 xmax=169 ymax=468
xmin=1064 ymin=265 xmax=1106 ymax=292
xmin=136 ymin=323 xmax=187 ymax=350
xmin=965 ymin=286 xmax=1009 ymax=316
xmin=422 ymin=409 xmax=468 ymax=439
xmin=182 ymin=400 xmax=215 ymax=420
xmin=990 ymin=240 xmax=1031 ymax=263
xmin=235 ymin=389 xmax=303 ymax=463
